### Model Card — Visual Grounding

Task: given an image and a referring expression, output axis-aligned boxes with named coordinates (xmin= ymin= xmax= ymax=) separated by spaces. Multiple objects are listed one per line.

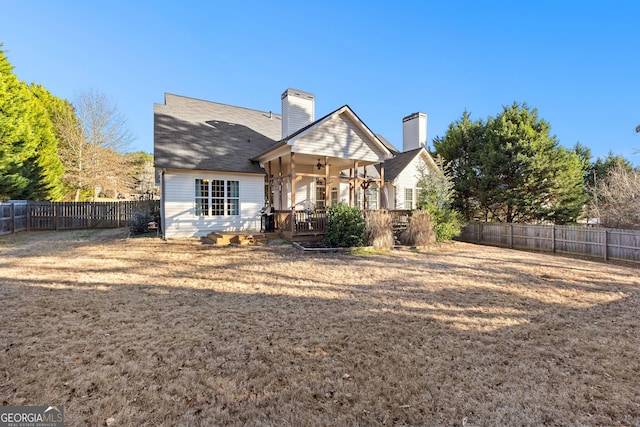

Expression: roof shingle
xmin=154 ymin=94 xmax=282 ymax=173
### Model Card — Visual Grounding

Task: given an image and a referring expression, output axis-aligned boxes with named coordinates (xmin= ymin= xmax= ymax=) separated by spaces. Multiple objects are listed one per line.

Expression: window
xmin=195 ymin=179 xmax=240 ymax=216
xmin=405 ymin=188 xmax=414 ymax=210
xmin=195 ymin=179 xmax=209 ymax=216
xmin=227 ymin=181 xmax=239 ymax=215
xmin=330 ymin=186 xmax=338 ymax=206
xmin=366 ymin=187 xmax=378 ymax=210
xmin=211 ymin=180 xmax=225 ymax=215
xmin=315 ymin=178 xmax=326 ymax=209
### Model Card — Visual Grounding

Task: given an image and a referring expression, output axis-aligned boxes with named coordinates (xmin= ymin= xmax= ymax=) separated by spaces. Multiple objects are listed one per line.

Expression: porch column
xmin=349 ymin=167 xmax=353 ymax=207
xmin=278 ymin=156 xmax=283 ymax=211
xmin=363 ymin=165 xmax=368 ymax=211
xmin=324 ymin=156 xmax=330 ymax=207
xmin=380 ymin=163 xmax=386 ymax=209
xmin=353 ymin=160 xmax=359 ymax=208
xmin=267 ymin=160 xmax=273 ymax=206
xmin=290 ymin=152 xmax=296 ymax=236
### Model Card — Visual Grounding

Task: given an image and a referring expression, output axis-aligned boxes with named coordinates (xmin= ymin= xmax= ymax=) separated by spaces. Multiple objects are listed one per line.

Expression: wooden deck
xmin=202 ymin=209 xmax=414 ymax=245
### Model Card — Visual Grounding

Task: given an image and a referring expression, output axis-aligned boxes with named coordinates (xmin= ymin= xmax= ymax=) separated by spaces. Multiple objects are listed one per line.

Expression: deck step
xmin=206 ymin=232 xmax=269 ymax=246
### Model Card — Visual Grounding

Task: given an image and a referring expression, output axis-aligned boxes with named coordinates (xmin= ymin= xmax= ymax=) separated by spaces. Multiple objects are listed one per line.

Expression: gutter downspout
xmin=160 ymin=168 xmax=167 ymax=239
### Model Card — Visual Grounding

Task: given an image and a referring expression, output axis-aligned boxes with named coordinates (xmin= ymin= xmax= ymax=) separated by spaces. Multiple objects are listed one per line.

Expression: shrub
xmin=324 ymin=203 xmax=365 ymax=247
xmin=400 ymin=209 xmax=436 ymax=247
xmin=365 ymin=210 xmax=394 ymax=250
xmin=129 ymin=209 xmax=159 ymax=235
xmin=416 ymin=158 xmax=464 ymax=242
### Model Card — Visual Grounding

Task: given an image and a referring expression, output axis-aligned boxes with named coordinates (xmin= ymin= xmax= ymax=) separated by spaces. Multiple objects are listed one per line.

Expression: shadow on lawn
xmin=1 ymin=235 xmax=640 ymax=426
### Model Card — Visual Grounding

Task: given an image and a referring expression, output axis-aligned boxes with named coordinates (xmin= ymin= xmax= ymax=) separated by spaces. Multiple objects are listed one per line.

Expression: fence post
xmin=509 ymin=224 xmax=514 ymax=248
xmin=54 ymin=203 xmax=59 ymax=231
xmin=10 ymin=203 xmax=15 ymax=234
xmin=604 ymin=230 xmax=608 ymax=261
xmin=551 ymin=225 xmax=556 ymax=253
xmin=477 ymin=222 xmax=482 ymax=243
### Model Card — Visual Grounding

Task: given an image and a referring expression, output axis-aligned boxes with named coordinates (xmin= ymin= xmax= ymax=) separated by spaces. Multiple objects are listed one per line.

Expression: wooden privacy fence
xmin=0 ymin=200 xmax=159 ymax=235
xmin=458 ymin=221 xmax=640 ymax=263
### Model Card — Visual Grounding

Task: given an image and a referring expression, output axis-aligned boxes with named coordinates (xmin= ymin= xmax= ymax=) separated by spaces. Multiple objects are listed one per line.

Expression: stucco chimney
xmin=402 ymin=112 xmax=427 ymax=152
xmin=281 ymin=88 xmax=315 ymax=139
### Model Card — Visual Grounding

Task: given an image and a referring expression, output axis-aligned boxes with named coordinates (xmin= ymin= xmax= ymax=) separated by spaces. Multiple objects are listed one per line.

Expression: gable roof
xmin=378 ymin=147 xmax=425 ymax=181
xmin=154 ymin=94 xmax=282 ymax=174
xmin=375 ymin=134 xmax=399 ymax=154
xmin=252 ymin=105 xmax=393 ymax=162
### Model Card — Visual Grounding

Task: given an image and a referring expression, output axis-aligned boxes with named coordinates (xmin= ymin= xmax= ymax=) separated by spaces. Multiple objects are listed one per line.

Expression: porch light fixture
xmin=316 ymin=159 xmax=323 ymax=170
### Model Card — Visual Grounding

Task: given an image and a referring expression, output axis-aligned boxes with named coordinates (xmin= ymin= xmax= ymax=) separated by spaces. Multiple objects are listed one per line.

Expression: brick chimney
xmin=402 ymin=112 xmax=427 ymax=152
xmin=281 ymin=88 xmax=314 ymax=139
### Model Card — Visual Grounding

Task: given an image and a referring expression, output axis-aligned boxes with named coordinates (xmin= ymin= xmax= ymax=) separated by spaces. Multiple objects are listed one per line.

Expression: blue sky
xmin=2 ymin=1 xmax=639 ymax=165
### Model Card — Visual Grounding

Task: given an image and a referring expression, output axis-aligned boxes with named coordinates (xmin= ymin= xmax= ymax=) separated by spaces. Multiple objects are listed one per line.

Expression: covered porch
xmin=252 ymin=104 xmax=395 ymax=240
xmin=262 ymin=152 xmax=386 ymax=240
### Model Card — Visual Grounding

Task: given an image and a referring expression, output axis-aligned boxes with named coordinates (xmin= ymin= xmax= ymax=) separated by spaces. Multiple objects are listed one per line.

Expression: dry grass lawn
xmin=1 ymin=229 xmax=639 ymax=426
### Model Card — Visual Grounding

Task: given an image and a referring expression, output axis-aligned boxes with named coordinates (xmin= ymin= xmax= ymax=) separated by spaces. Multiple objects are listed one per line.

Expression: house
xmin=154 ymin=89 xmax=437 ymax=239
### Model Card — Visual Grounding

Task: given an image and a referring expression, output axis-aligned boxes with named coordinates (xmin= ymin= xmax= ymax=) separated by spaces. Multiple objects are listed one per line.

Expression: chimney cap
xmin=402 ymin=112 xmax=426 ymax=122
xmin=281 ymin=88 xmax=315 ymax=100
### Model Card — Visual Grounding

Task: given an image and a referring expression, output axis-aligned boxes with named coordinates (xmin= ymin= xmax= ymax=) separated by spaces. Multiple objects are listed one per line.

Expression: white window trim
xmin=195 ymin=178 xmax=240 ymax=217
xmin=405 ymin=187 xmax=414 ymax=210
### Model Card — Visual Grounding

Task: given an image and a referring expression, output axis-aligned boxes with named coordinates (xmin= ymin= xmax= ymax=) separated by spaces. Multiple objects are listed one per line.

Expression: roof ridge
xmin=162 ymin=92 xmax=282 ymax=117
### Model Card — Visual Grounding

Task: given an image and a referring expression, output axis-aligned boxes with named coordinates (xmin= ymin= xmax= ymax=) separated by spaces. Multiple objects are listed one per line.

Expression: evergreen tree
xmin=415 ymin=156 xmax=464 ymax=242
xmin=28 ymin=84 xmax=66 ymax=200
xmin=431 ymin=111 xmax=484 ymax=220
xmin=434 ymin=103 xmax=587 ymax=224
xmin=0 ymin=47 xmax=36 ymax=199
xmin=0 ymin=47 xmax=65 ymax=200
xmin=585 ymin=151 xmax=633 ymax=188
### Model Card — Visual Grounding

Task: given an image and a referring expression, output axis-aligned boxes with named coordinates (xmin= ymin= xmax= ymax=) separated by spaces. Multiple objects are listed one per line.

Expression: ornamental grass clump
xmin=365 ymin=210 xmax=394 ymax=250
xmin=400 ymin=209 xmax=436 ymax=247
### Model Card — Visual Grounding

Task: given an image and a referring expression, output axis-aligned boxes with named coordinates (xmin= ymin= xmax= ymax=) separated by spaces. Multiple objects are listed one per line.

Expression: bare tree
xmin=75 ymin=90 xmax=133 ymax=153
xmin=124 ymin=151 xmax=159 ymax=200
xmin=55 ymin=91 xmax=133 ymax=201
xmin=588 ymin=165 xmax=640 ymax=229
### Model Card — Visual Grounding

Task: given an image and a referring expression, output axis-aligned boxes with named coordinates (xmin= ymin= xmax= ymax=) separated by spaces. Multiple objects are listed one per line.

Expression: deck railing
xmin=273 ymin=208 xmax=411 ymax=237
xmin=294 ymin=209 xmax=327 ymax=233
